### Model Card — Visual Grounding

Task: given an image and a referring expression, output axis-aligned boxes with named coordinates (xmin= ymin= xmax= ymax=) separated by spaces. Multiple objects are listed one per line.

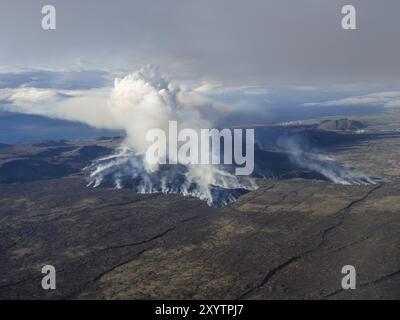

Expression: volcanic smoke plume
xmin=85 ymin=66 xmax=256 ymax=207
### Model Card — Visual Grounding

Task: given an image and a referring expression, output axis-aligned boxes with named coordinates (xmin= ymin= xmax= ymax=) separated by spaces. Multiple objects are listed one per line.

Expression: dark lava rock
xmin=0 ymin=177 xmax=398 ymax=300
xmin=0 ymin=159 xmax=76 ymax=183
xmin=76 ymin=145 xmax=112 ymax=162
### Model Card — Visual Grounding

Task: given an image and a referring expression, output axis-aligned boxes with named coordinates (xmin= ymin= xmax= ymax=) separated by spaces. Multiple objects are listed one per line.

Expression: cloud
xmin=303 ymin=91 xmax=400 ymax=108
xmin=0 ymin=86 xmax=121 ymax=129
xmin=289 ymin=85 xmax=320 ymax=91
xmin=194 ymin=81 xmax=269 ymax=95
xmin=3 ymin=1 xmax=400 ymax=85
xmin=0 ymin=68 xmax=111 ymax=90
xmin=0 ymin=67 xmax=121 ymax=128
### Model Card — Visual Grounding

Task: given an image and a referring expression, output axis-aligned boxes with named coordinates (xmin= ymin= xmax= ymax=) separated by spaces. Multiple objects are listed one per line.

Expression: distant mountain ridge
xmin=318 ymin=119 xmax=367 ymax=132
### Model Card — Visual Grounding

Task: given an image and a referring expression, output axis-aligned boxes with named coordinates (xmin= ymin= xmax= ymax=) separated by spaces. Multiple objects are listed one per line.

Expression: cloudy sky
xmin=1 ymin=0 xmax=399 ymax=85
xmin=0 ymin=0 xmax=400 ymax=142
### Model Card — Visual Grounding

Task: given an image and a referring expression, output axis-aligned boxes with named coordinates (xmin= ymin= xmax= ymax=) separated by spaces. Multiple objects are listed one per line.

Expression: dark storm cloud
xmin=1 ymin=0 xmax=399 ymax=85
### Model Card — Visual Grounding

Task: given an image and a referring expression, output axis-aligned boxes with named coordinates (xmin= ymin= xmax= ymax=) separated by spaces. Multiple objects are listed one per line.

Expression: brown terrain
xmin=0 ymin=112 xmax=399 ymax=300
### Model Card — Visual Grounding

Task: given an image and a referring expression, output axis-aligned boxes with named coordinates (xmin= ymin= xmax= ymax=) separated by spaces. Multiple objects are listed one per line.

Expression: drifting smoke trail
xmin=277 ymin=138 xmax=378 ymax=185
xmin=86 ymin=66 xmax=256 ymax=207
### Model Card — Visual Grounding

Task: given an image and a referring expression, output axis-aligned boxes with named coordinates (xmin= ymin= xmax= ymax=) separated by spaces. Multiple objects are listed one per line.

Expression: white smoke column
xmin=86 ymin=66 xmax=256 ymax=206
